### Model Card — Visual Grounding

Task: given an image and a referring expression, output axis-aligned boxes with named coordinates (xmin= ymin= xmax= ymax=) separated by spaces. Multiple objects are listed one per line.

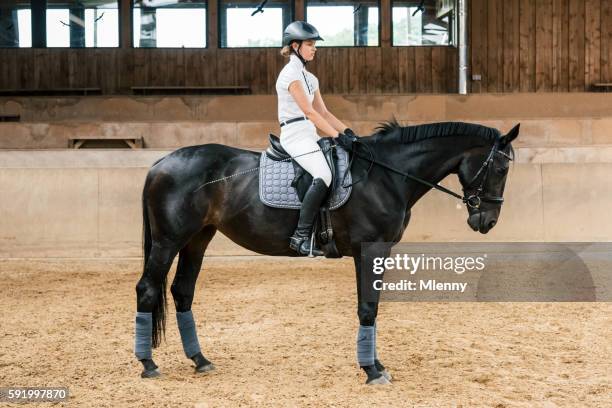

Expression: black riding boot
xmin=289 ymin=177 xmax=329 ymax=256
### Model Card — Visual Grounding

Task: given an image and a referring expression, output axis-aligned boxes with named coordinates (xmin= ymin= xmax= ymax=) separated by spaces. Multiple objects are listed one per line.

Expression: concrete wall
xmin=1 ymin=149 xmax=610 ymax=258
xmin=3 ymin=94 xmax=612 ymax=122
xmin=2 ymin=94 xmax=612 ymax=149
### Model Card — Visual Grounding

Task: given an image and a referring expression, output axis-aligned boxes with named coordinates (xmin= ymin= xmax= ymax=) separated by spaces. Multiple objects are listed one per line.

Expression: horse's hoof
xmin=366 ymin=374 xmax=391 ymax=385
xmin=195 ymin=363 xmax=215 ymax=374
xmin=141 ymin=368 xmax=161 ymax=378
xmin=381 ymin=369 xmax=392 ymax=382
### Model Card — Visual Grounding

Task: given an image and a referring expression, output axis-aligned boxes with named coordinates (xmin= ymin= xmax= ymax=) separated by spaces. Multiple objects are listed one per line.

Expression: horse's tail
xmin=141 ymin=167 xmax=167 ymax=349
xmin=142 ymin=157 xmax=163 ymax=268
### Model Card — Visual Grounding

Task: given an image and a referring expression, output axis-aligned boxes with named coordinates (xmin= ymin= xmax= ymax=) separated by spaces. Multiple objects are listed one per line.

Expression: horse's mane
xmin=372 ymin=118 xmax=502 ymax=145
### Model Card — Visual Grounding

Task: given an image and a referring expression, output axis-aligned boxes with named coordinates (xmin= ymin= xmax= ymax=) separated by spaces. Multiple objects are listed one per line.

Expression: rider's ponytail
xmin=280 ymin=45 xmax=292 ymax=58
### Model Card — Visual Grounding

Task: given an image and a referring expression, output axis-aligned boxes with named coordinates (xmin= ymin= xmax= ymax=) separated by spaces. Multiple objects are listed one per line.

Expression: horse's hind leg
xmin=171 ymin=225 xmax=217 ymax=374
xmin=135 ymin=242 xmax=181 ymax=378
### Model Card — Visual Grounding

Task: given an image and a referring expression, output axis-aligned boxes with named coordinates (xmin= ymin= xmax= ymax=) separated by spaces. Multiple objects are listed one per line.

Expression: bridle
xmin=460 ymin=139 xmax=512 ymax=209
xmin=339 ymin=137 xmax=513 ymax=210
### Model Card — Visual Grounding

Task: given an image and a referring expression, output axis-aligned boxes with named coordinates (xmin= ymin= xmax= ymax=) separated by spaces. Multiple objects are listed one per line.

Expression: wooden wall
xmin=469 ymin=0 xmax=612 ymax=93
xmin=0 ymin=0 xmax=610 ymax=94
xmin=0 ymin=47 xmax=458 ymax=95
xmin=0 ymin=0 xmax=459 ymax=94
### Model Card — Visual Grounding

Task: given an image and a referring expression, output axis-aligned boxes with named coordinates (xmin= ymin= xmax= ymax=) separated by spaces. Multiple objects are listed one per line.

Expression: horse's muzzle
xmin=468 ymin=212 xmax=498 ymax=234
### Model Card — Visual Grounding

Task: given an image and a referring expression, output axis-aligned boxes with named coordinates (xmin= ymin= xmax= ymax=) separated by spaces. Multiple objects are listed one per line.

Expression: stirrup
xmin=289 ymin=232 xmax=324 ymax=257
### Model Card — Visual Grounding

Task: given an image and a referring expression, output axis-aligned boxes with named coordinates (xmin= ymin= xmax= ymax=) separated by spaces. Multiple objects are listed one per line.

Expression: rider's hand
xmin=336 ymin=132 xmax=357 ymax=150
xmin=343 ymin=128 xmax=357 ymax=138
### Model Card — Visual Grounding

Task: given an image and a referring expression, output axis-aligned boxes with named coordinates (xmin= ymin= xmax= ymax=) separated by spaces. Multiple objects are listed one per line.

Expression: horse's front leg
xmin=354 ymin=254 xmax=392 ymax=385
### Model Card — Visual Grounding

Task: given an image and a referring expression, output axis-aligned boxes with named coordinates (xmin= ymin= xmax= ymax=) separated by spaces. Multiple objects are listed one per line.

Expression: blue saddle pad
xmin=259 ymin=146 xmax=352 ymax=210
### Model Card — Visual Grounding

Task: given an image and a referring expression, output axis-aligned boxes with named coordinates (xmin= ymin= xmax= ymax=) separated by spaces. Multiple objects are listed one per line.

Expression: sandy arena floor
xmin=0 ymin=257 xmax=610 ymax=407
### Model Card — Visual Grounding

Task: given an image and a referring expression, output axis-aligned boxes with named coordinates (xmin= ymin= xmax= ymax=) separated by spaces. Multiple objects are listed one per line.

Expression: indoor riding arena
xmin=1 ymin=0 xmax=611 ymax=407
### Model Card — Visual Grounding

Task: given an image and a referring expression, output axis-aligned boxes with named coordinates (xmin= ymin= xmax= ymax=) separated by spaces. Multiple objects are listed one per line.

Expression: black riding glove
xmin=343 ymin=128 xmax=357 ymax=138
xmin=337 ymin=128 xmax=359 ymax=149
xmin=336 ymin=132 xmax=357 ymax=151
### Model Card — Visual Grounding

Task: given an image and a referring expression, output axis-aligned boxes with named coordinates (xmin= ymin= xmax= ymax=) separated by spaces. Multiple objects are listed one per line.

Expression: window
xmin=0 ymin=1 xmax=31 ymax=47
xmin=392 ymin=0 xmax=455 ymax=46
xmin=133 ymin=1 xmax=207 ymax=48
xmin=219 ymin=0 xmax=292 ymax=48
xmin=306 ymin=1 xmax=379 ymax=47
xmin=46 ymin=0 xmax=119 ymax=47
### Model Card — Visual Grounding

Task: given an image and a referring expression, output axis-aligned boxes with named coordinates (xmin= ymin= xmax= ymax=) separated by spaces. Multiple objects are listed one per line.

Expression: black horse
xmin=134 ymin=120 xmax=519 ymax=384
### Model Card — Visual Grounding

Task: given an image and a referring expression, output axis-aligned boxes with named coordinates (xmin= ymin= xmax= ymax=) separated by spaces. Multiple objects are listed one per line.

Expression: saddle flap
xmin=316 ymin=137 xmax=337 ymax=184
xmin=266 ymin=133 xmax=291 ymax=161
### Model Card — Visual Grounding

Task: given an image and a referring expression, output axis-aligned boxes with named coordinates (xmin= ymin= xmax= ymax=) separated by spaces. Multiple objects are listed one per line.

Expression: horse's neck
xmin=372 ymin=133 xmax=469 ymax=208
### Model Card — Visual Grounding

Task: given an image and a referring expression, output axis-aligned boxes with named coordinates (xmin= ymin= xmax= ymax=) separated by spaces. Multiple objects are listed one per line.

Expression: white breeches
xmin=279 ymin=120 xmax=332 ymax=188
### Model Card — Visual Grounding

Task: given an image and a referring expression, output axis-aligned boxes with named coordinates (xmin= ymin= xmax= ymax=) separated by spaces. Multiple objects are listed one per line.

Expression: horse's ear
xmin=501 ymin=123 xmax=520 ymax=147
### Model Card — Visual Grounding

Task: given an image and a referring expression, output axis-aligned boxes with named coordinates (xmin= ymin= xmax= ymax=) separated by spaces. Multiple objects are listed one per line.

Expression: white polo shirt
xmin=276 ymin=54 xmax=319 ymax=123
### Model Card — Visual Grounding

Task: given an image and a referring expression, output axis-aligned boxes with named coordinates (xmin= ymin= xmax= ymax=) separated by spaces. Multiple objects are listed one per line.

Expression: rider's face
xmin=293 ymin=40 xmax=317 ymax=61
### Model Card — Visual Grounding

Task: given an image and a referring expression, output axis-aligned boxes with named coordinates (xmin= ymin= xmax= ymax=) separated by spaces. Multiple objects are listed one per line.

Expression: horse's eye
xmin=495 ymin=166 xmax=508 ymax=175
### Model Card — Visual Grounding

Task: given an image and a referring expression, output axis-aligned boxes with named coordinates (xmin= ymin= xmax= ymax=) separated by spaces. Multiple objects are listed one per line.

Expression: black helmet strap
xmin=291 ymin=41 xmax=308 ymax=66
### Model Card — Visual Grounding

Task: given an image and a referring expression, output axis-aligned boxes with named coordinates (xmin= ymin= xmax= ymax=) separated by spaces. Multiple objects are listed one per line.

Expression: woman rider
xmin=276 ymin=21 xmax=355 ymax=256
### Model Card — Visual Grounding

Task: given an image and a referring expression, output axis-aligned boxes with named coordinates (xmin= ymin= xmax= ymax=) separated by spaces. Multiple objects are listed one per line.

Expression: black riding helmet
xmin=283 ymin=21 xmax=323 ymax=65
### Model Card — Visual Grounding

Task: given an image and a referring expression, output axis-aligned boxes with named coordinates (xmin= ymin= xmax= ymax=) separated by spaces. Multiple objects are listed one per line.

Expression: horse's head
xmin=458 ymin=124 xmax=519 ymax=234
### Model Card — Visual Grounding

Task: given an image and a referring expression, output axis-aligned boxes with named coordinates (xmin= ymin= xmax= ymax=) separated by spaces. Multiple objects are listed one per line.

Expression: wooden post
xmin=120 ymin=0 xmax=132 ymax=48
xmin=380 ymin=0 xmax=391 ymax=48
xmin=208 ymin=0 xmax=218 ymax=48
xmin=294 ymin=0 xmax=304 ymax=21
xmin=31 ymin=0 xmax=46 ymax=48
